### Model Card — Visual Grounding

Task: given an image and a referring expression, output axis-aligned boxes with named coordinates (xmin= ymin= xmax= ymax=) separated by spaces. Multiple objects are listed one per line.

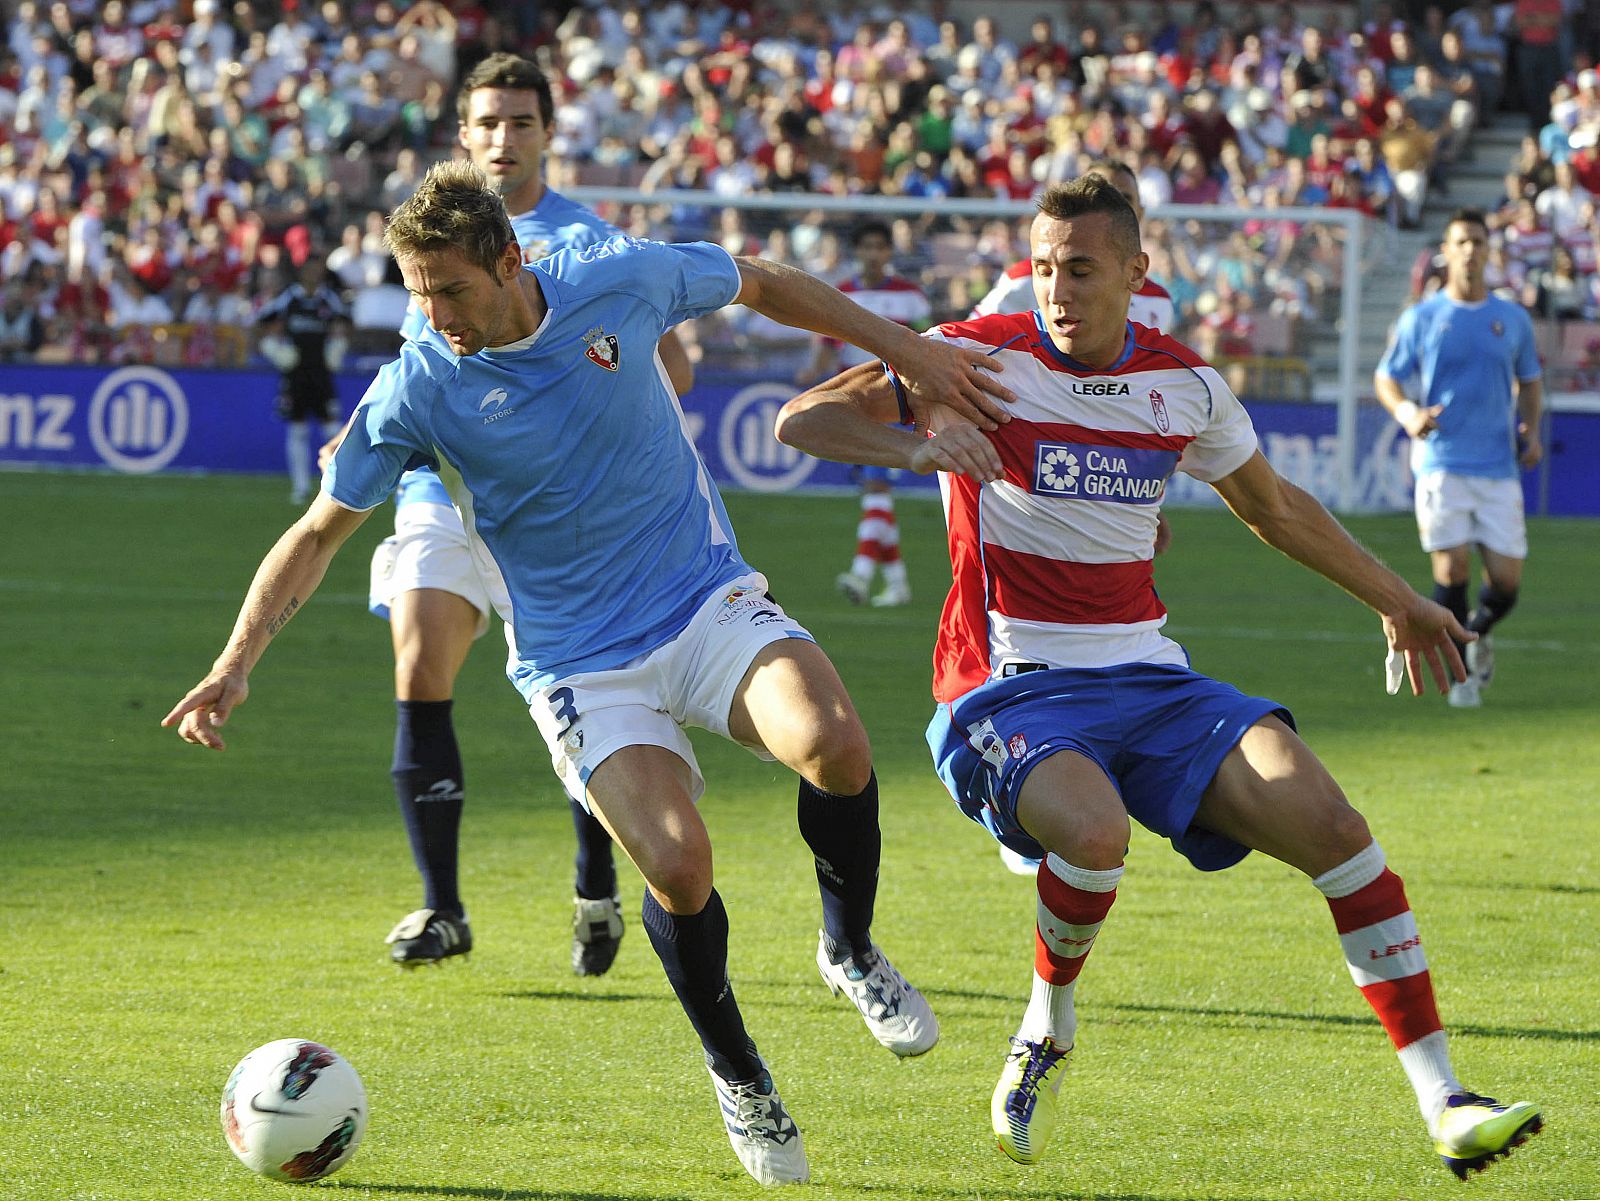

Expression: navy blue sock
xmin=641 ymin=890 xmax=760 ymax=1081
xmin=1469 ymin=586 xmax=1518 ymax=634
xmin=1432 ymin=582 xmax=1470 ymax=660
xmin=797 ymin=772 xmax=880 ymax=961
xmin=569 ymin=794 xmax=617 ymax=900
xmin=392 ymin=699 xmax=464 ymax=916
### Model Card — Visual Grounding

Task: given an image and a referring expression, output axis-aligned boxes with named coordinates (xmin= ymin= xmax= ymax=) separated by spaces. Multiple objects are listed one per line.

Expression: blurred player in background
xmin=168 ymin=159 xmax=1016 ymax=1185
xmin=256 ymin=258 xmax=349 ymax=506
xmin=323 ymin=54 xmax=694 ymax=973
xmin=802 ymin=221 xmax=931 ymax=607
xmin=1375 ymin=208 xmax=1544 ymax=709
xmin=776 ymin=174 xmax=1540 ymax=1182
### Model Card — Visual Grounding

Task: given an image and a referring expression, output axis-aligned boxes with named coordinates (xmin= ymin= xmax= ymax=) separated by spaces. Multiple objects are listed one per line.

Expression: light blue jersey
xmin=395 ymin=190 xmax=620 ymax=510
xmin=328 ymin=237 xmax=747 ymax=695
xmin=1376 ymin=292 xmax=1540 ymax=479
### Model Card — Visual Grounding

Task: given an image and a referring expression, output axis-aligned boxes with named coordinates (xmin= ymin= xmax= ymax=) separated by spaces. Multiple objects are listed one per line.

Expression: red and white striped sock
xmin=1315 ymin=840 xmax=1460 ymax=1122
xmin=1018 ymin=853 xmax=1122 ymax=1046
xmin=852 ymin=494 xmax=896 ymax=578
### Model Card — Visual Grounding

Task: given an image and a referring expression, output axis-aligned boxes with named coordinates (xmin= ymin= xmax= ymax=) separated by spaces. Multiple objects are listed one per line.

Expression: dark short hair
xmin=1445 ymin=207 xmax=1489 ymax=236
xmin=456 ymin=52 xmax=554 ymax=126
xmin=384 ymin=160 xmax=517 ymax=278
xmin=1036 ymin=174 xmax=1142 ymax=258
xmin=851 ymin=219 xmax=893 ymax=248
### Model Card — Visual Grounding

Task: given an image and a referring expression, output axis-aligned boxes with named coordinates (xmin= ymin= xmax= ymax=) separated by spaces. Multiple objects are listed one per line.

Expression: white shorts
xmin=1414 ymin=470 xmax=1527 ymax=558
xmin=526 ymin=572 xmax=815 ymax=808
xmin=368 ymin=502 xmax=492 ymax=637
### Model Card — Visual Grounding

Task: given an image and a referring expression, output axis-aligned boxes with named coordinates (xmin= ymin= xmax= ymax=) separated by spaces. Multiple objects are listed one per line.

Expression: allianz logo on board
xmin=717 ymin=381 xmax=817 ymax=493
xmin=0 ymin=366 xmax=189 ymax=474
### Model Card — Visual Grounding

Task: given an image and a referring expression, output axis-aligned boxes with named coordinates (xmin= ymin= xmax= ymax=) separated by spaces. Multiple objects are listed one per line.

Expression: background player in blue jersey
xmin=1375 ymin=209 xmax=1544 ymax=709
xmin=165 ymin=160 xmax=1011 ymax=1187
xmin=775 ymin=175 xmax=1540 ymax=1181
xmin=336 ymin=54 xmax=697 ymax=972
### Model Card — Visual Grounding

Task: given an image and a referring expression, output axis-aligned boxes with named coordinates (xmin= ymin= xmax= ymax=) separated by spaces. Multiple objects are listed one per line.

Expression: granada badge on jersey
xmin=1149 ymin=388 xmax=1170 ymax=433
xmin=583 ymin=326 xmax=620 ymax=371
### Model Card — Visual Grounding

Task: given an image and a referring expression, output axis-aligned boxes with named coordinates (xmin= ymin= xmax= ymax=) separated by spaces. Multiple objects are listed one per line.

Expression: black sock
xmin=641 ymin=890 xmax=760 ymax=1081
xmin=1468 ymin=586 xmax=1518 ymax=634
xmin=797 ymin=772 xmax=880 ymax=961
xmin=1432 ymin=581 xmax=1470 ymax=663
xmin=569 ymin=793 xmax=616 ymax=900
xmin=392 ymin=699 xmax=464 ymax=916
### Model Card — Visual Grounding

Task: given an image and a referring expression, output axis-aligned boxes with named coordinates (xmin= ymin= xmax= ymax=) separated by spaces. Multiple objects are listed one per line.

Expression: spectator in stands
xmin=1524 ymin=242 xmax=1589 ymax=317
xmin=1535 ymin=159 xmax=1597 ymax=238
xmin=0 ymin=282 xmax=45 ymax=360
xmin=1513 ymin=0 xmax=1566 ymax=130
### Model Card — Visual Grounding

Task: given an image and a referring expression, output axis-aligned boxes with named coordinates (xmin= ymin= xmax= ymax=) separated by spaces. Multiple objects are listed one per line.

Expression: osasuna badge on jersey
xmin=583 ymin=326 xmax=619 ymax=371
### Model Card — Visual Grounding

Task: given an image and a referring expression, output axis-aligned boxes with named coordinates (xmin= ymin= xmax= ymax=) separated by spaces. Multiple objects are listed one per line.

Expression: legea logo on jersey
xmin=87 ymin=366 xmax=188 ymax=474
xmin=1032 ymin=441 xmax=1177 ymax=505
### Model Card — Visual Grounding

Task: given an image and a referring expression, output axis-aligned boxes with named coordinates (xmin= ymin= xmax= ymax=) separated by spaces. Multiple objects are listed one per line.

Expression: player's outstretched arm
xmin=776 ymin=363 xmax=1005 ymax=482
xmin=733 ymin=256 xmax=1014 ymax=430
xmin=161 ymin=495 xmax=371 ymax=750
xmin=1209 ymin=451 xmax=1471 ymax=696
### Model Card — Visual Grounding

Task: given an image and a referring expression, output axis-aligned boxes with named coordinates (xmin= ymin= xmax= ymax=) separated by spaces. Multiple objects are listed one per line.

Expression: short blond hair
xmin=384 ymin=160 xmax=516 ymax=278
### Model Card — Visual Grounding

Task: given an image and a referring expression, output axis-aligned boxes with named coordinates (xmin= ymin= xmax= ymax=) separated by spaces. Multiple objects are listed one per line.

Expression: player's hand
xmin=1154 ymin=513 xmax=1173 ymax=555
xmin=1400 ymin=404 xmax=1443 ymax=440
xmin=908 ymin=423 xmax=1004 ymax=481
xmin=893 ymin=334 xmax=1014 ymax=430
xmin=161 ymin=669 xmax=250 ymax=751
xmin=1518 ymin=425 xmax=1543 ymax=469
xmin=1381 ymin=595 xmax=1472 ymax=697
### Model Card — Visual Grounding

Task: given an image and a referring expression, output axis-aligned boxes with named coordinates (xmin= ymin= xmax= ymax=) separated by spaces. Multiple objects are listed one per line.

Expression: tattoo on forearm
xmin=267 ymin=597 xmax=300 ymax=636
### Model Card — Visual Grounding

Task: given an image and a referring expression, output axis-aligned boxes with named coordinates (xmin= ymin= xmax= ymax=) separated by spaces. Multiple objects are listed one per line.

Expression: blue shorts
xmin=925 ymin=662 xmax=1293 ymax=872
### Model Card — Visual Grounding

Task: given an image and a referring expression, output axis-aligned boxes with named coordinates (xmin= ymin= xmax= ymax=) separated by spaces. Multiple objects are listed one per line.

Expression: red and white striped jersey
xmin=835 ymin=274 xmax=932 ymax=367
xmin=907 ymin=312 xmax=1259 ymax=703
xmin=970 ymin=258 xmax=1177 ymax=331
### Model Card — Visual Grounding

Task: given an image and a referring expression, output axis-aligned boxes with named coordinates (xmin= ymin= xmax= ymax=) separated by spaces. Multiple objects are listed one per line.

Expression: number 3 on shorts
xmin=547 ymin=686 xmax=580 ymax=734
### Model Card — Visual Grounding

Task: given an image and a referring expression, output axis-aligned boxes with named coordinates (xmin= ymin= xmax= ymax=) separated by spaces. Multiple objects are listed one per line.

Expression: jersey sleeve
xmin=588 ymin=236 xmax=741 ymax=326
xmin=323 ymin=356 xmax=438 ymax=511
xmin=1177 ymin=368 xmax=1260 ymax=481
xmin=1375 ymin=306 xmax=1419 ymax=384
xmin=1511 ymin=307 xmax=1542 ymax=381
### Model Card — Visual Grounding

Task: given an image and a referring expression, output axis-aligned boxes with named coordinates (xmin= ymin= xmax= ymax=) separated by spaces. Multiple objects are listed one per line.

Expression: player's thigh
xmin=1429 ymin=546 xmax=1471 ymax=586
xmin=1193 ymin=714 xmax=1370 ymax=878
xmin=389 ymin=588 xmax=483 ymax=700
xmin=1014 ymin=749 xmax=1130 ymax=872
xmin=1416 ymin=472 xmax=1473 ymax=578
xmin=585 ymin=744 xmax=710 ymax=912
xmin=725 ymin=636 xmax=871 ymax=792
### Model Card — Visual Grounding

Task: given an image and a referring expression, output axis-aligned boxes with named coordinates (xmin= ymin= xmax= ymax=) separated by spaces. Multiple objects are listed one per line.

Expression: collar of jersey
xmin=1030 ymin=311 xmax=1137 ymax=373
xmin=481 ymin=295 xmax=555 ymax=357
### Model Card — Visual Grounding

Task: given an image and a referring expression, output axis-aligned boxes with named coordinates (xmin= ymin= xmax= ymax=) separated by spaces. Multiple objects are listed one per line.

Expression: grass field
xmin=2 ymin=470 xmax=1597 ymax=1201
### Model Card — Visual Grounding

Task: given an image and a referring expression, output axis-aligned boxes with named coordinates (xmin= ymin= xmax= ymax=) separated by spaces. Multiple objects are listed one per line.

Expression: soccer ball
xmin=220 ymin=1039 xmax=368 ymax=1182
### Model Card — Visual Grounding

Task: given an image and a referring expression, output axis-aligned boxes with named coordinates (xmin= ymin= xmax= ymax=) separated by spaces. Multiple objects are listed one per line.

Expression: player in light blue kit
xmin=165 ymin=160 xmax=1014 ymax=1186
xmin=1376 ymin=209 xmax=1544 ymax=709
xmin=356 ymin=55 xmax=697 ymax=972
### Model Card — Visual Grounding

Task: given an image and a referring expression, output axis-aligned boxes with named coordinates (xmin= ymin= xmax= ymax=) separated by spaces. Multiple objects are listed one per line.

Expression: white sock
xmin=1398 ymin=1030 xmax=1461 ymax=1127
xmin=286 ymin=423 xmax=310 ymax=496
xmin=1018 ymin=974 xmax=1077 ymax=1046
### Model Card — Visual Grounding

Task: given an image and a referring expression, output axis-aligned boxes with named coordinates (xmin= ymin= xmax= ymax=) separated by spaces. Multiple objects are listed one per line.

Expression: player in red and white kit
xmin=976 ymin=158 xmax=1174 ymax=875
xmin=776 ymin=175 xmax=1540 ymax=1180
xmin=802 ymin=221 xmax=931 ymax=607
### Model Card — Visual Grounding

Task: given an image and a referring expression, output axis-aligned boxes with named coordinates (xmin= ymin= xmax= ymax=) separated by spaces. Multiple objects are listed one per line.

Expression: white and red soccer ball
xmin=220 ymin=1039 xmax=367 ymax=1182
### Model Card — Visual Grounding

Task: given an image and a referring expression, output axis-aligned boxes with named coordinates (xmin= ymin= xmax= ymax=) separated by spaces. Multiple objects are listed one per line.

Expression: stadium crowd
xmin=0 ymin=0 xmax=1597 ymax=371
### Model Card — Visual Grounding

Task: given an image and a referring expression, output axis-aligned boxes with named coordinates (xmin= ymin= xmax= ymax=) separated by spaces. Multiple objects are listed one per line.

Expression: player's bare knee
xmin=795 ymin=714 xmax=873 ymax=795
xmin=640 ymin=846 xmax=713 ymax=914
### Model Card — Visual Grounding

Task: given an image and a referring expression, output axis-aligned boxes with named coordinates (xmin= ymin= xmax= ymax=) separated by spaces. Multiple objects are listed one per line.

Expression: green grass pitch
xmin=2 ymin=470 xmax=1596 ymax=1200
